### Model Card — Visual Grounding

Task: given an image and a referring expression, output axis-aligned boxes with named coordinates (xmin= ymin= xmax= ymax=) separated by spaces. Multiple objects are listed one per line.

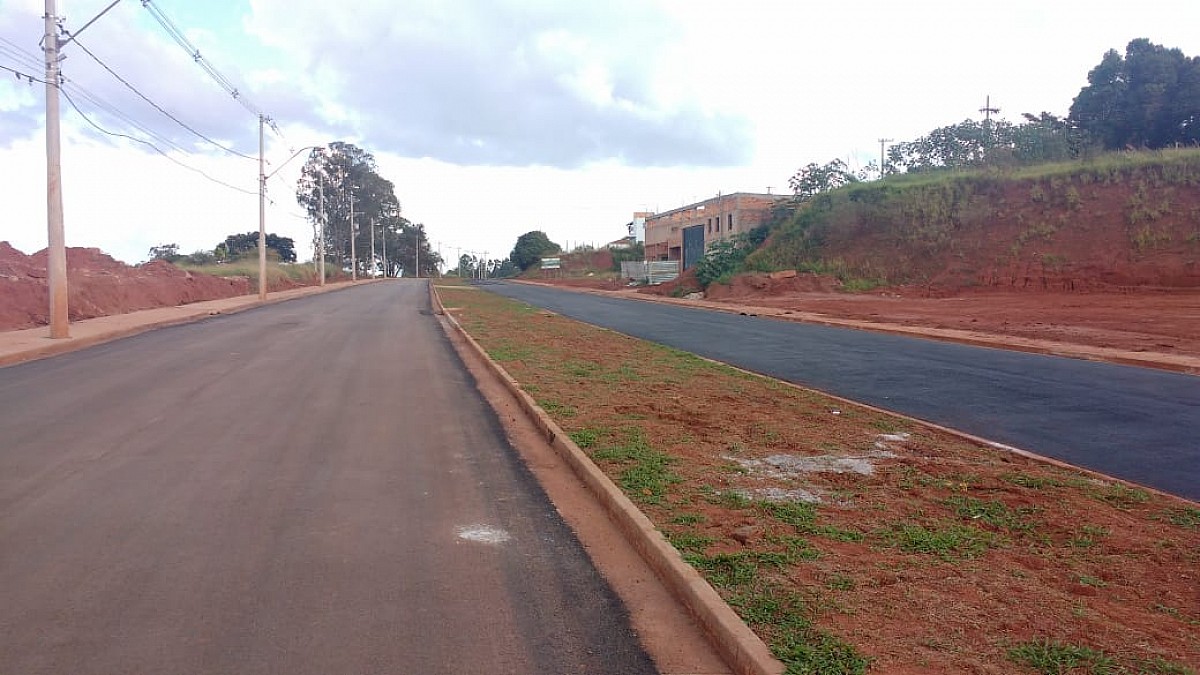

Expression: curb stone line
xmin=430 ymin=282 xmax=785 ymax=675
xmin=511 ymin=280 xmax=1199 ymax=376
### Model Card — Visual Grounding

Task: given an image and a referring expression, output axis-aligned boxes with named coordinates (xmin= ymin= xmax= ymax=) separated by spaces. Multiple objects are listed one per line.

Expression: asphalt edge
xmin=430 ymin=283 xmax=784 ymax=675
xmin=0 ymin=280 xmax=375 ymax=368
xmin=511 ymin=280 xmax=1199 ymax=376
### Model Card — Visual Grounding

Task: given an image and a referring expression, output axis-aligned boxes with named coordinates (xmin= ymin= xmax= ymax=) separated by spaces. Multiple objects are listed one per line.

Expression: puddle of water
xmin=456 ymin=524 xmax=512 ymax=544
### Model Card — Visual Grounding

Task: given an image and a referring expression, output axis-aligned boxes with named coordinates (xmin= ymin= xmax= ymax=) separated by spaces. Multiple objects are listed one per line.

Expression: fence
xmin=621 ymin=260 xmax=680 ymax=285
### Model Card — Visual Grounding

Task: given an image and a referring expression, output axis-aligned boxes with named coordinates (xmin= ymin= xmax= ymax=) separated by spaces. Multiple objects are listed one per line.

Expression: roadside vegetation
xmin=439 ymin=286 xmax=1198 ymax=674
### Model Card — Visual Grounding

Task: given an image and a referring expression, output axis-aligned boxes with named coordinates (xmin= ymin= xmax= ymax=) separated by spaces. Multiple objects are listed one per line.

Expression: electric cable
xmin=60 ymin=85 xmax=258 ymax=196
xmin=68 ymin=35 xmax=257 ymax=160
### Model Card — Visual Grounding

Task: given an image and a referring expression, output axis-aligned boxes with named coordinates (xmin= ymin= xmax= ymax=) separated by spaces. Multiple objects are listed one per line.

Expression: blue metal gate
xmin=682 ymin=224 xmax=705 ymax=270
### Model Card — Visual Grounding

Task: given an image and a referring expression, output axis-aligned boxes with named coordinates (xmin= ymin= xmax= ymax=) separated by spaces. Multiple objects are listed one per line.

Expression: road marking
xmin=456 ymin=524 xmax=512 ymax=544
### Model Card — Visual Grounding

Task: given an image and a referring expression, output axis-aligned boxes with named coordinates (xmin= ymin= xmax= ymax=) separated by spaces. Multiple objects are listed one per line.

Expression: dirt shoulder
xmin=521 ymin=278 xmax=1200 ymax=374
xmin=439 ymin=286 xmax=1199 ymax=675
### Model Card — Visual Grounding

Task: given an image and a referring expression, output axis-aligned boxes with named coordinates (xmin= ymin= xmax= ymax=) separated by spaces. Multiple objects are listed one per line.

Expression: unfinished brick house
xmin=643 ymin=193 xmax=785 ymax=269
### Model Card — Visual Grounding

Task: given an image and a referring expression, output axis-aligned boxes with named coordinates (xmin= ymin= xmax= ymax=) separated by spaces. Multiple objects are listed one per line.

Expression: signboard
xmin=541 ymin=257 xmax=561 ymax=269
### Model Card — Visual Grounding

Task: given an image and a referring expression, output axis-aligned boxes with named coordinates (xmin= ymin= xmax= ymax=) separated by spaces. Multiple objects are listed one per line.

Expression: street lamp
xmin=260 ymin=143 xmax=320 ymax=299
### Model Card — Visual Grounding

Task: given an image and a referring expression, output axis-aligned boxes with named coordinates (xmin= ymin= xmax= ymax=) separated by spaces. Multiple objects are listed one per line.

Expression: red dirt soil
xmin=0 ymin=242 xmax=309 ymax=332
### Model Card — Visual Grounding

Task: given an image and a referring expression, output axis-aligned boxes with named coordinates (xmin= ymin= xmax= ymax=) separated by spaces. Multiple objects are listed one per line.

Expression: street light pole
xmin=257 ymin=114 xmax=267 ymax=300
xmin=44 ymin=0 xmax=68 ymax=338
xmin=349 ymin=195 xmax=357 ymax=281
xmin=317 ymin=182 xmax=326 ymax=286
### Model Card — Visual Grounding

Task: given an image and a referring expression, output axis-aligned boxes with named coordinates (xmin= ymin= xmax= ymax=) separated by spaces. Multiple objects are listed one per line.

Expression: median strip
xmin=435 ymin=284 xmax=1198 ymax=675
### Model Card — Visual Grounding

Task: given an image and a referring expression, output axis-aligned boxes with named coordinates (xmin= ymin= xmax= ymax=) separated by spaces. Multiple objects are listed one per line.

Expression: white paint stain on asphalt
xmin=456 ymin=524 xmax=512 ymax=544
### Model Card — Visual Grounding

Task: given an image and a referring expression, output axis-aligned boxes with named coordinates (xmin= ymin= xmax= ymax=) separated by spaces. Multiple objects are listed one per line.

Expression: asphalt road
xmin=0 ymin=282 xmax=656 ymax=675
xmin=484 ymin=282 xmax=1200 ymax=501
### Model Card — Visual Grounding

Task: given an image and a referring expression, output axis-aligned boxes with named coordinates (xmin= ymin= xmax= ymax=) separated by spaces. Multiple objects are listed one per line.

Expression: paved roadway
xmin=484 ymin=282 xmax=1200 ymax=501
xmin=0 ymin=282 xmax=656 ymax=675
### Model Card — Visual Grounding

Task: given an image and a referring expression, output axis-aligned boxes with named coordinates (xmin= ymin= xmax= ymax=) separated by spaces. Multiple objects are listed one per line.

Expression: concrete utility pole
xmin=370 ymin=219 xmax=376 ymax=278
xmin=878 ymin=138 xmax=893 ymax=179
xmin=44 ymin=0 xmax=68 ymax=338
xmin=381 ymin=224 xmax=388 ymax=278
xmin=317 ymin=182 xmax=326 ymax=286
xmin=980 ymin=95 xmax=1000 ymax=123
xmin=349 ymin=194 xmax=357 ymax=281
xmin=257 ymin=115 xmax=267 ymax=300
xmin=414 ymin=229 xmax=419 ymax=278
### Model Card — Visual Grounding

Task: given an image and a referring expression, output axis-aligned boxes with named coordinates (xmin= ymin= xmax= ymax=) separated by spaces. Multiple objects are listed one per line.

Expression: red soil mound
xmin=0 ymin=242 xmax=253 ymax=332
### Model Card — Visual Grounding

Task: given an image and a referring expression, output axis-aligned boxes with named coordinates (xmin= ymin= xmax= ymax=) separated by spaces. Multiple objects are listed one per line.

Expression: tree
xmin=147 ymin=243 xmax=180 ymax=263
xmin=1069 ymin=39 xmax=1200 ymax=149
xmin=788 ymin=159 xmax=858 ymax=202
xmin=509 ymin=230 xmax=561 ymax=271
xmin=218 ymin=232 xmax=296 ymax=263
xmin=296 ymin=142 xmax=439 ymax=277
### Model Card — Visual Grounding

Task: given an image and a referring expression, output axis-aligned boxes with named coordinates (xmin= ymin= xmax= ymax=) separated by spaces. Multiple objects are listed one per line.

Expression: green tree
xmin=219 ymin=232 xmax=296 ymax=263
xmin=296 ymin=142 xmax=439 ymax=276
xmin=147 ymin=243 xmax=181 ymax=263
xmin=788 ymin=159 xmax=859 ymax=201
xmin=510 ymin=230 xmax=561 ymax=271
xmin=1069 ymin=39 xmax=1200 ymax=149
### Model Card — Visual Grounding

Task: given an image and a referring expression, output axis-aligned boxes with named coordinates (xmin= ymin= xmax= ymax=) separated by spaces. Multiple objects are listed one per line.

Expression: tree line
xmin=790 ymin=38 xmax=1200 ymax=199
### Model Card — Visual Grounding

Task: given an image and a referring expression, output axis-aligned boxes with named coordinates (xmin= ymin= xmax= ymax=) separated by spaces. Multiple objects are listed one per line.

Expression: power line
xmin=0 ymin=62 xmax=48 ymax=85
xmin=138 ymin=0 xmax=283 ymax=140
xmin=68 ymin=35 xmax=257 ymax=160
xmin=0 ymin=36 xmax=43 ymax=69
xmin=59 ymin=85 xmax=258 ymax=196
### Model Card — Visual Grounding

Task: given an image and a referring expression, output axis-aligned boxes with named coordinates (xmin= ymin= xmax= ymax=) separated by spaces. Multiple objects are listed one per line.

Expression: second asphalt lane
xmin=484 ymin=282 xmax=1200 ymax=502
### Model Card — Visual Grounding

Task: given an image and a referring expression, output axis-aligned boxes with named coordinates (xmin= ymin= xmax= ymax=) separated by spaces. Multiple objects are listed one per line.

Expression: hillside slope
xmin=749 ymin=149 xmax=1200 ymax=293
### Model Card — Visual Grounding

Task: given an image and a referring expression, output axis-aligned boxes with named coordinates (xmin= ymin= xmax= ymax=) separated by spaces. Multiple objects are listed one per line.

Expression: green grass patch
xmin=942 ymin=496 xmax=1040 ymax=533
xmin=1160 ymin=507 xmax=1200 ymax=530
xmin=727 ymin=590 xmax=868 ymax=675
xmin=1087 ymin=483 xmax=1152 ymax=509
xmin=1002 ymin=472 xmax=1066 ymax=490
xmin=1007 ymin=638 xmax=1193 ymax=675
xmin=537 ymin=399 xmax=576 ymax=417
xmin=568 ymin=427 xmax=604 ymax=449
xmin=590 ymin=428 xmax=681 ymax=505
xmin=878 ymin=521 xmax=999 ymax=560
xmin=487 ymin=341 xmax=534 ymax=362
xmin=670 ymin=512 xmax=707 ymax=526
xmin=665 ymin=530 xmax=716 ymax=554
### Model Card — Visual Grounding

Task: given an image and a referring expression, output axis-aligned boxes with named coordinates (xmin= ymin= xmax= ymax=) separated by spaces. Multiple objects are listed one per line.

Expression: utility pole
xmin=979 ymin=95 xmax=1000 ymax=123
xmin=349 ymin=194 xmax=357 ymax=281
xmin=381 ymin=223 xmax=388 ymax=278
xmin=878 ymin=138 xmax=893 ymax=179
xmin=44 ymin=0 xmax=68 ymax=338
xmin=257 ymin=114 xmax=267 ymax=300
xmin=317 ymin=182 xmax=326 ymax=286
xmin=414 ymin=229 xmax=420 ymax=278
xmin=370 ymin=218 xmax=376 ymax=278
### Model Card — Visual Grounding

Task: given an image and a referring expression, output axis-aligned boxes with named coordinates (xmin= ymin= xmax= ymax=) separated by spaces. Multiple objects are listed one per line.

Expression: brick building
xmin=643 ymin=193 xmax=785 ymax=269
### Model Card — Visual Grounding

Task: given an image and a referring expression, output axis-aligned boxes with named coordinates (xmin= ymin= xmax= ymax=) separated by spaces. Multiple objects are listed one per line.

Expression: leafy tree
xmin=296 ymin=142 xmax=440 ymax=277
xmin=218 ymin=232 xmax=296 ymax=263
xmin=694 ymin=228 xmax=768 ymax=287
xmin=788 ymin=159 xmax=859 ymax=202
xmin=1069 ymin=39 xmax=1200 ymax=149
xmin=510 ymin=230 xmax=561 ymax=271
xmin=147 ymin=243 xmax=181 ymax=263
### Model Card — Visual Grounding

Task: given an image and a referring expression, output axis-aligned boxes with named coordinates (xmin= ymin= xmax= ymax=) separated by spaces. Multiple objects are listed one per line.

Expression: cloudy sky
xmin=2 ymin=0 xmax=1199 ymax=266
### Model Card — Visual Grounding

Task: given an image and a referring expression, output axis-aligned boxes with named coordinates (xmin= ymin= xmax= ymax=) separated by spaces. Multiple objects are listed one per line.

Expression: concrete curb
xmin=511 ymin=280 xmax=1200 ymax=376
xmin=431 ymin=283 xmax=784 ymax=675
xmin=0 ymin=280 xmax=375 ymax=368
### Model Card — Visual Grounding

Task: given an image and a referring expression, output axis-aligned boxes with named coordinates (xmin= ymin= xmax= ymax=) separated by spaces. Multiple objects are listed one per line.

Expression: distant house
xmin=643 ymin=193 xmax=785 ymax=269
xmin=605 ymin=236 xmax=636 ymax=250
